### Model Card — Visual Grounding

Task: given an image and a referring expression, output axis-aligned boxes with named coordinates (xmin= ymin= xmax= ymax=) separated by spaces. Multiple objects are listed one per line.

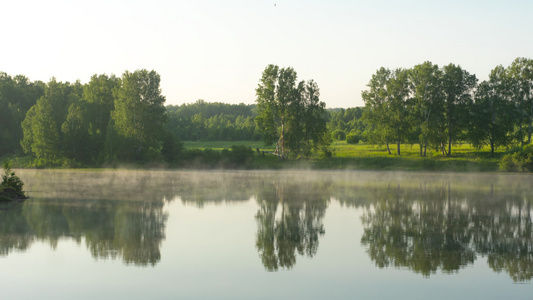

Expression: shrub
xmin=2 ymin=160 xmax=25 ymax=195
xmin=331 ymin=130 xmax=346 ymax=141
xmin=499 ymin=145 xmax=533 ymax=172
xmin=346 ymin=133 xmax=360 ymax=144
xmin=227 ymin=145 xmax=254 ymax=166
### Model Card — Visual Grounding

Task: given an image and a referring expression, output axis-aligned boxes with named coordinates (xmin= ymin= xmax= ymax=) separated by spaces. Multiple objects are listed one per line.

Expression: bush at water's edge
xmin=0 ymin=160 xmax=27 ymax=202
xmin=499 ymin=145 xmax=533 ymax=172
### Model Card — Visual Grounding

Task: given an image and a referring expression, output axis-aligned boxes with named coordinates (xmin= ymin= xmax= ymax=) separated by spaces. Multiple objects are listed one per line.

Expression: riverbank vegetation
xmin=0 ymin=160 xmax=26 ymax=202
xmin=0 ymin=58 xmax=532 ymax=172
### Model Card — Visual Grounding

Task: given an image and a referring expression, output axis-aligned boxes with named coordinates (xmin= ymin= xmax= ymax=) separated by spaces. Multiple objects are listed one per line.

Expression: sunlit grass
xmin=182 ymin=140 xmax=505 ymax=172
xmin=316 ymin=141 xmax=504 ymax=171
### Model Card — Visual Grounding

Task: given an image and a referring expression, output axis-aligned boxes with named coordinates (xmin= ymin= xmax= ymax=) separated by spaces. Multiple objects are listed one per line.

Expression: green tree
xmin=20 ymin=96 xmax=60 ymax=160
xmin=508 ymin=57 xmax=533 ymax=145
xmin=1 ymin=160 xmax=25 ymax=196
xmin=468 ymin=66 xmax=514 ymax=155
xmin=0 ymin=73 xmax=17 ymax=155
xmin=408 ymin=62 xmax=444 ymax=156
xmin=255 ymin=65 xmax=328 ymax=158
xmin=61 ymin=102 xmax=90 ymax=163
xmin=441 ymin=64 xmax=477 ymax=156
xmin=111 ymin=70 xmax=167 ymax=160
xmin=83 ymin=74 xmax=120 ymax=161
xmin=255 ymin=65 xmax=293 ymax=158
xmin=0 ymin=73 xmax=43 ymax=155
xmin=362 ymin=68 xmax=411 ymax=155
xmin=301 ymin=80 xmax=329 ymax=157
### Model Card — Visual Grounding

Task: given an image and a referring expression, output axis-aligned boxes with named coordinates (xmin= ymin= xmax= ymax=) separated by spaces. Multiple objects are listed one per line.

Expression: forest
xmin=0 ymin=58 xmax=532 ymax=170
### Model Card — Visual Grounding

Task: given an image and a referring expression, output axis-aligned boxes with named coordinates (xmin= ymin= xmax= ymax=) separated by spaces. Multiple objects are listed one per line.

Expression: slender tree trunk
xmin=490 ymin=137 xmax=495 ymax=156
xmin=386 ymin=142 xmax=392 ymax=155
xmin=447 ymin=122 xmax=452 ymax=157
xmin=520 ymin=122 xmax=524 ymax=146
xmin=280 ymin=120 xmax=285 ymax=159
xmin=397 ymin=141 xmax=401 ymax=156
xmin=527 ymin=105 xmax=533 ymax=144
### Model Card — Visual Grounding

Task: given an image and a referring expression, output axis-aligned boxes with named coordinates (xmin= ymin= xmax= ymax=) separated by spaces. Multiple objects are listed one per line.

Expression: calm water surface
xmin=1 ymin=170 xmax=532 ymax=299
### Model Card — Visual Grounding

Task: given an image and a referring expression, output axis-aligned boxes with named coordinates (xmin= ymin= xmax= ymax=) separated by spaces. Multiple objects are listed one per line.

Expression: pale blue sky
xmin=2 ymin=0 xmax=532 ymax=108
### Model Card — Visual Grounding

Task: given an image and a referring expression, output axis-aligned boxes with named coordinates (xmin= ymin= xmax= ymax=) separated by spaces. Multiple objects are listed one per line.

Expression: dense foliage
xmin=166 ymin=100 xmax=259 ymax=141
xmin=361 ymin=58 xmax=533 ymax=156
xmin=255 ymin=65 xmax=330 ymax=158
xmin=2 ymin=70 xmax=175 ymax=166
xmin=499 ymin=145 xmax=533 ymax=172
xmin=327 ymin=107 xmax=365 ymax=141
xmin=1 ymin=160 xmax=25 ymax=200
xmin=1 ymin=57 xmax=532 ymax=169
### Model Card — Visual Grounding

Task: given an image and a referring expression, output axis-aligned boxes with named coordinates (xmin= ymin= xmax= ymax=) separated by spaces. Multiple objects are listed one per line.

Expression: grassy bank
xmin=317 ymin=142 xmax=503 ymax=171
xmin=2 ymin=141 xmax=506 ymax=172
xmin=182 ymin=141 xmax=504 ymax=172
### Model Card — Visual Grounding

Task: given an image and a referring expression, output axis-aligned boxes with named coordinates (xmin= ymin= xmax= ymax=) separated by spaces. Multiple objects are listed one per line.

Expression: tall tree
xmin=0 ymin=73 xmax=43 ymax=155
xmin=301 ymin=80 xmax=328 ymax=157
xmin=83 ymin=74 xmax=119 ymax=160
xmin=441 ymin=64 xmax=477 ymax=156
xmin=255 ymin=65 xmax=328 ymax=158
xmin=362 ymin=68 xmax=394 ymax=154
xmin=508 ymin=57 xmax=533 ymax=145
xmin=20 ymin=96 xmax=60 ymax=159
xmin=468 ymin=66 xmax=514 ymax=155
xmin=61 ymin=102 xmax=90 ymax=162
xmin=362 ymin=68 xmax=411 ymax=155
xmin=111 ymin=69 xmax=167 ymax=159
xmin=0 ymin=73 xmax=17 ymax=155
xmin=386 ymin=68 xmax=411 ymax=156
xmin=408 ymin=62 xmax=444 ymax=156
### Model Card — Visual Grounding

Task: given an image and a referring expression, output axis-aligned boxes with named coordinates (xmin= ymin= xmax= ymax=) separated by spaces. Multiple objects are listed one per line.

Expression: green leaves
xmin=255 ymin=65 xmax=329 ymax=158
xmin=111 ymin=70 xmax=167 ymax=160
xmin=1 ymin=159 xmax=25 ymax=196
xmin=363 ymin=63 xmax=478 ymax=156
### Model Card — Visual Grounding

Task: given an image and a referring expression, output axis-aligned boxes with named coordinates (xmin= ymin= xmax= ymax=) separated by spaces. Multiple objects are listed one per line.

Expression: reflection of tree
xmin=361 ymin=183 xmax=475 ymax=276
xmin=471 ymin=198 xmax=533 ymax=282
xmin=7 ymin=169 xmax=533 ymax=280
xmin=0 ymin=205 xmax=34 ymax=255
xmin=109 ymin=203 xmax=167 ymax=266
xmin=255 ymin=180 xmax=329 ymax=271
xmin=360 ymin=181 xmax=533 ymax=282
xmin=0 ymin=199 xmax=167 ymax=267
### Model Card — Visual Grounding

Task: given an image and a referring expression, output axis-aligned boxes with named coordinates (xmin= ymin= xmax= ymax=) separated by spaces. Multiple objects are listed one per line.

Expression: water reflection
xmin=358 ymin=180 xmax=533 ymax=282
xmin=255 ymin=180 xmax=329 ymax=271
xmin=0 ymin=199 xmax=166 ymax=266
xmin=1 ymin=170 xmax=532 ymax=282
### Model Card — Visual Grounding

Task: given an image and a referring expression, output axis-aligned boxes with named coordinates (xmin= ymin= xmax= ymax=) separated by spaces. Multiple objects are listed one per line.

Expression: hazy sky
xmin=2 ymin=0 xmax=532 ymax=108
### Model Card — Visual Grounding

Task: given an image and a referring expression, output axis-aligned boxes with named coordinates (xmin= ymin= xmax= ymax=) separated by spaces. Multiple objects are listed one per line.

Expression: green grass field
xmin=4 ymin=141 xmax=506 ymax=172
xmin=183 ymin=140 xmax=506 ymax=172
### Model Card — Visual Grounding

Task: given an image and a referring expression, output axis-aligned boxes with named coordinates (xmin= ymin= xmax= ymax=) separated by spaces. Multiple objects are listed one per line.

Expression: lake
xmin=1 ymin=169 xmax=532 ymax=299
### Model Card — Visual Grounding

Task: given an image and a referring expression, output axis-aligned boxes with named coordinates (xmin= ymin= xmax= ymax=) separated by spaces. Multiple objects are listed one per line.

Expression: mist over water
xmin=1 ymin=170 xmax=531 ymax=299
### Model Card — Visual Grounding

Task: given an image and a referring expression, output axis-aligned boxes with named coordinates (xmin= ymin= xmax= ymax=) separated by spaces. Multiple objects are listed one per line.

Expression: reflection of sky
xmin=2 ymin=199 xmax=530 ymax=299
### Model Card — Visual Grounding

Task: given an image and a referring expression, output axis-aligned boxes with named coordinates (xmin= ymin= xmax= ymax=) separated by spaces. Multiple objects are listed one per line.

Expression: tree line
xmin=1 ymin=70 xmax=173 ymax=166
xmin=361 ymin=58 xmax=533 ymax=156
xmin=1 ymin=58 xmax=532 ymax=167
xmin=166 ymin=100 xmax=260 ymax=141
